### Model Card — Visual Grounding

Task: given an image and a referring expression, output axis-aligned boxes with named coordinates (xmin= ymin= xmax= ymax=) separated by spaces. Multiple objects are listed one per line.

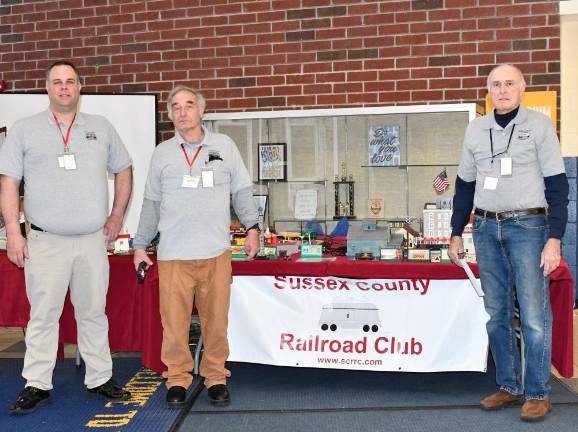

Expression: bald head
xmin=487 ymin=64 xmax=525 ymax=91
xmin=487 ymin=64 xmax=526 ymax=114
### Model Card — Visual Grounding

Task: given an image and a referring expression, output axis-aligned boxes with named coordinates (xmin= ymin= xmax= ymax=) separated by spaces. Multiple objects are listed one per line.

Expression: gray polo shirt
xmin=144 ymin=128 xmax=254 ymax=260
xmin=0 ymin=110 xmax=132 ymax=235
xmin=457 ymin=106 xmax=565 ymax=212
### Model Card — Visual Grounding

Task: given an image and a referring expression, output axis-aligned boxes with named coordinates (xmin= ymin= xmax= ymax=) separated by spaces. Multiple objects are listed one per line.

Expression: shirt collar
xmin=44 ymin=109 xmax=85 ymax=126
xmin=175 ymin=125 xmax=211 ymax=147
xmin=482 ymin=105 xmax=527 ymax=130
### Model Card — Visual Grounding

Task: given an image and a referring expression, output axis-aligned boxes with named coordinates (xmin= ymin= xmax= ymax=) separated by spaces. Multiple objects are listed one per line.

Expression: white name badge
xmin=201 ymin=169 xmax=214 ymax=188
xmin=182 ymin=175 xmax=200 ymax=188
xmin=63 ymin=153 xmax=77 ymax=170
xmin=500 ymin=157 xmax=512 ymax=176
xmin=483 ymin=176 xmax=498 ymax=190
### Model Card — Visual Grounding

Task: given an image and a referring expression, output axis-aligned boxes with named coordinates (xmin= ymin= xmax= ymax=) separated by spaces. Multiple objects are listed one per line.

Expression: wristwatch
xmin=246 ymin=223 xmax=261 ymax=233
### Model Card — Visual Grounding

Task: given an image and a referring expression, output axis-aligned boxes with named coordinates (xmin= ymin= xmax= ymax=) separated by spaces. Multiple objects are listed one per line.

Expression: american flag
xmin=433 ymin=169 xmax=450 ymax=193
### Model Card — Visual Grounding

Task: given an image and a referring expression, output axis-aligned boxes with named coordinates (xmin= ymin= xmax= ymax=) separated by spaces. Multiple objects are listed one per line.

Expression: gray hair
xmin=486 ymin=64 xmax=525 ymax=91
xmin=166 ymin=85 xmax=206 ymax=120
xmin=45 ymin=60 xmax=81 ymax=83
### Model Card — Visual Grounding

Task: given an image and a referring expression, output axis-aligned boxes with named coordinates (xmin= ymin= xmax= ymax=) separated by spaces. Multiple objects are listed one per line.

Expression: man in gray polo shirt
xmin=133 ymin=85 xmax=259 ymax=407
xmin=449 ymin=64 xmax=568 ymax=422
xmin=0 ymin=60 xmax=133 ymax=414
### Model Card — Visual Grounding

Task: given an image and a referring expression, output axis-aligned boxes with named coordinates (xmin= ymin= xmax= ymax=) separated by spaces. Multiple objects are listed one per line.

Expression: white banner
xmin=229 ymin=275 xmax=490 ymax=372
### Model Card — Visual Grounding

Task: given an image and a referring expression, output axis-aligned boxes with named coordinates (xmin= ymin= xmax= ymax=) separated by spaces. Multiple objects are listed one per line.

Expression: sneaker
xmin=87 ymin=378 xmax=131 ymax=401
xmin=480 ymin=389 xmax=523 ymax=410
xmin=9 ymin=387 xmax=52 ymax=415
xmin=520 ymin=399 xmax=551 ymax=422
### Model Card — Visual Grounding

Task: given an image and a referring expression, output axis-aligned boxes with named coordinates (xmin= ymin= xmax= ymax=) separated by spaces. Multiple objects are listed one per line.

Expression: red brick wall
xmin=0 ymin=0 xmax=560 ymax=140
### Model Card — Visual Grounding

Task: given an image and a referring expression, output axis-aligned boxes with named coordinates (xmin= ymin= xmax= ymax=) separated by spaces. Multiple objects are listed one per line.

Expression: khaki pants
xmin=158 ymin=251 xmax=232 ymax=389
xmin=23 ymin=229 xmax=112 ymax=390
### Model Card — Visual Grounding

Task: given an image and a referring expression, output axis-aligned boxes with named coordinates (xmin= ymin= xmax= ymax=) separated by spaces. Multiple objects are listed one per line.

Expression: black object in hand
xmin=136 ymin=261 xmax=147 ymax=284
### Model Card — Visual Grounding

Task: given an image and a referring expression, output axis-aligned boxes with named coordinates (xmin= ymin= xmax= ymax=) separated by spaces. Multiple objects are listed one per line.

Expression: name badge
xmin=500 ymin=157 xmax=512 ymax=176
xmin=483 ymin=176 xmax=498 ymax=190
xmin=182 ymin=175 xmax=200 ymax=188
xmin=201 ymin=168 xmax=214 ymax=188
xmin=63 ymin=153 xmax=77 ymax=170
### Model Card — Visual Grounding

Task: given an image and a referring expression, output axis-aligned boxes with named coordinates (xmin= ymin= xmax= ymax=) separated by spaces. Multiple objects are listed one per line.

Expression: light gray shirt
xmin=0 ymin=110 xmax=132 ymax=235
xmin=135 ymin=128 xmax=257 ymax=260
xmin=457 ymin=106 xmax=565 ymax=212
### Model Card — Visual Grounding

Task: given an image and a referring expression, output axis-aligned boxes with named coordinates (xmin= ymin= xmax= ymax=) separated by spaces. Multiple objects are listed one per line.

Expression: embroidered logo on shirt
xmin=208 ymin=151 xmax=223 ymax=162
xmin=85 ymin=131 xmax=97 ymax=140
xmin=517 ymin=129 xmax=531 ymax=140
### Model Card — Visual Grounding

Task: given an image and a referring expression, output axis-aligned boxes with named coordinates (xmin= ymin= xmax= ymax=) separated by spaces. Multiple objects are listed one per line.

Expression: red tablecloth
xmin=0 ymin=252 xmax=574 ymax=377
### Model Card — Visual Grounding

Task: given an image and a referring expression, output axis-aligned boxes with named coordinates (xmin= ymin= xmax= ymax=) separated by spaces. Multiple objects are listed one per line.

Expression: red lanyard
xmin=180 ymin=143 xmax=203 ymax=174
xmin=52 ymin=112 xmax=76 ymax=153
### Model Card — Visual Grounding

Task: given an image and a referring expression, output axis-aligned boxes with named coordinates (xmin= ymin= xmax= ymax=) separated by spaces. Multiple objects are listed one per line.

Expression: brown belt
xmin=474 ymin=207 xmax=547 ymax=221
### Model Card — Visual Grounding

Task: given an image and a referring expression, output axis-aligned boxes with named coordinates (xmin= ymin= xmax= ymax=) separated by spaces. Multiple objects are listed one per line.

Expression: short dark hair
xmin=45 ymin=60 xmax=81 ymax=83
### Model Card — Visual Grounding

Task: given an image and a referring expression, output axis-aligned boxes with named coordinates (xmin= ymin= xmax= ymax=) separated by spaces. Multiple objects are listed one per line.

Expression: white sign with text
xmin=229 ymin=275 xmax=489 ymax=372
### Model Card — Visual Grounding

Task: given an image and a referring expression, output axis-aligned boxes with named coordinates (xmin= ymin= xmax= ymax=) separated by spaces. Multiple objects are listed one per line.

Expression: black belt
xmin=474 ymin=207 xmax=547 ymax=221
xmin=30 ymin=224 xmax=46 ymax=232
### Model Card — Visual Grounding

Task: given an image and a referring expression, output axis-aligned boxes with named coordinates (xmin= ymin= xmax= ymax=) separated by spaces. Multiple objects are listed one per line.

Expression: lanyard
xmin=489 ymin=124 xmax=515 ymax=163
xmin=52 ymin=112 xmax=76 ymax=153
xmin=180 ymin=143 xmax=203 ymax=175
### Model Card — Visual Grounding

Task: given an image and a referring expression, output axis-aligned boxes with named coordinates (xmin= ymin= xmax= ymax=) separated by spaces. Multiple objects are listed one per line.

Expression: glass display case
xmin=205 ymin=104 xmax=480 ymax=234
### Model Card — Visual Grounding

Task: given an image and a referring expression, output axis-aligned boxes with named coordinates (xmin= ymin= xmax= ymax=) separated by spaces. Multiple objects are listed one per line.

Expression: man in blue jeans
xmin=448 ymin=64 xmax=568 ymax=422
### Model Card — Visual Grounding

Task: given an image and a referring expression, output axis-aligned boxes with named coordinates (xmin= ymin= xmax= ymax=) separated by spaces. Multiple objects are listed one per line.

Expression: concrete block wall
xmin=563 ymin=157 xmax=577 ymax=302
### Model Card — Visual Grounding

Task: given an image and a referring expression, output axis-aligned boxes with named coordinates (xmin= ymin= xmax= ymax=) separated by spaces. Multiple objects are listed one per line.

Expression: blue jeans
xmin=473 ymin=214 xmax=551 ymax=399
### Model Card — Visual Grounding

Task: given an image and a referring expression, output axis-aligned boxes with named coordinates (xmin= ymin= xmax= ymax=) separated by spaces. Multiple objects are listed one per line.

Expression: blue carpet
xmin=0 ymin=358 xmax=183 ymax=432
xmin=180 ymin=362 xmax=578 ymax=432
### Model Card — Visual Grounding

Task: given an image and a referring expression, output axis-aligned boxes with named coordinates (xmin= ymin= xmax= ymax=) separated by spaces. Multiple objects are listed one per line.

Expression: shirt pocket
xmin=212 ymin=163 xmax=230 ymax=185
xmin=511 ymin=137 xmax=537 ymax=166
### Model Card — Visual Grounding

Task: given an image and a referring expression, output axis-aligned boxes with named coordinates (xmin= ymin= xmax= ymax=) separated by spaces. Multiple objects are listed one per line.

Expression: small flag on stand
xmin=433 ymin=169 xmax=450 ymax=193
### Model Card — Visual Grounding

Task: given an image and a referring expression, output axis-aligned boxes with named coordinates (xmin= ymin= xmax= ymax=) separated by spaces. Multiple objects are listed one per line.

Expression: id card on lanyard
xmin=181 ymin=143 xmax=203 ymax=188
xmin=53 ymin=112 xmax=77 ymax=170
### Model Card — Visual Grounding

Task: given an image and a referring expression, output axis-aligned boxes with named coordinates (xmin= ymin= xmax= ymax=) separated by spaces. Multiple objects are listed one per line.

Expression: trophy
xmin=333 ymin=162 xmax=355 ymax=219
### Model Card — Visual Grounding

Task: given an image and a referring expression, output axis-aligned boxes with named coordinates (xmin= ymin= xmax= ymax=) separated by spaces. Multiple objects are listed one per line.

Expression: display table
xmin=0 ymin=252 xmax=574 ymax=377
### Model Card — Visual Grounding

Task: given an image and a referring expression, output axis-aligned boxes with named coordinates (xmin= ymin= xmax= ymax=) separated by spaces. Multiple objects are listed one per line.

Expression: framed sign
xmin=368 ymin=125 xmax=400 ymax=166
xmin=258 ymin=143 xmax=287 ymax=181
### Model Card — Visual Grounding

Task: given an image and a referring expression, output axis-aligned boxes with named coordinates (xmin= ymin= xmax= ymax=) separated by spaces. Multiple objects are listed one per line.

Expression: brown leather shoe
xmin=480 ymin=390 xmax=523 ymax=410
xmin=520 ymin=399 xmax=551 ymax=422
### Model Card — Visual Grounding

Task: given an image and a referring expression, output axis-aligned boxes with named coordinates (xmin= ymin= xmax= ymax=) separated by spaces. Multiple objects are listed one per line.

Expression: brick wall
xmin=0 ymin=0 xmax=561 ymax=140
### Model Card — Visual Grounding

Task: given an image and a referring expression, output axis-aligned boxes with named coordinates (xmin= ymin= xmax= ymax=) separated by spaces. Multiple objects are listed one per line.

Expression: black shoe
xmin=9 ymin=387 xmax=52 ymax=415
xmin=87 ymin=378 xmax=131 ymax=401
xmin=166 ymin=386 xmax=186 ymax=408
xmin=207 ymin=384 xmax=230 ymax=406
